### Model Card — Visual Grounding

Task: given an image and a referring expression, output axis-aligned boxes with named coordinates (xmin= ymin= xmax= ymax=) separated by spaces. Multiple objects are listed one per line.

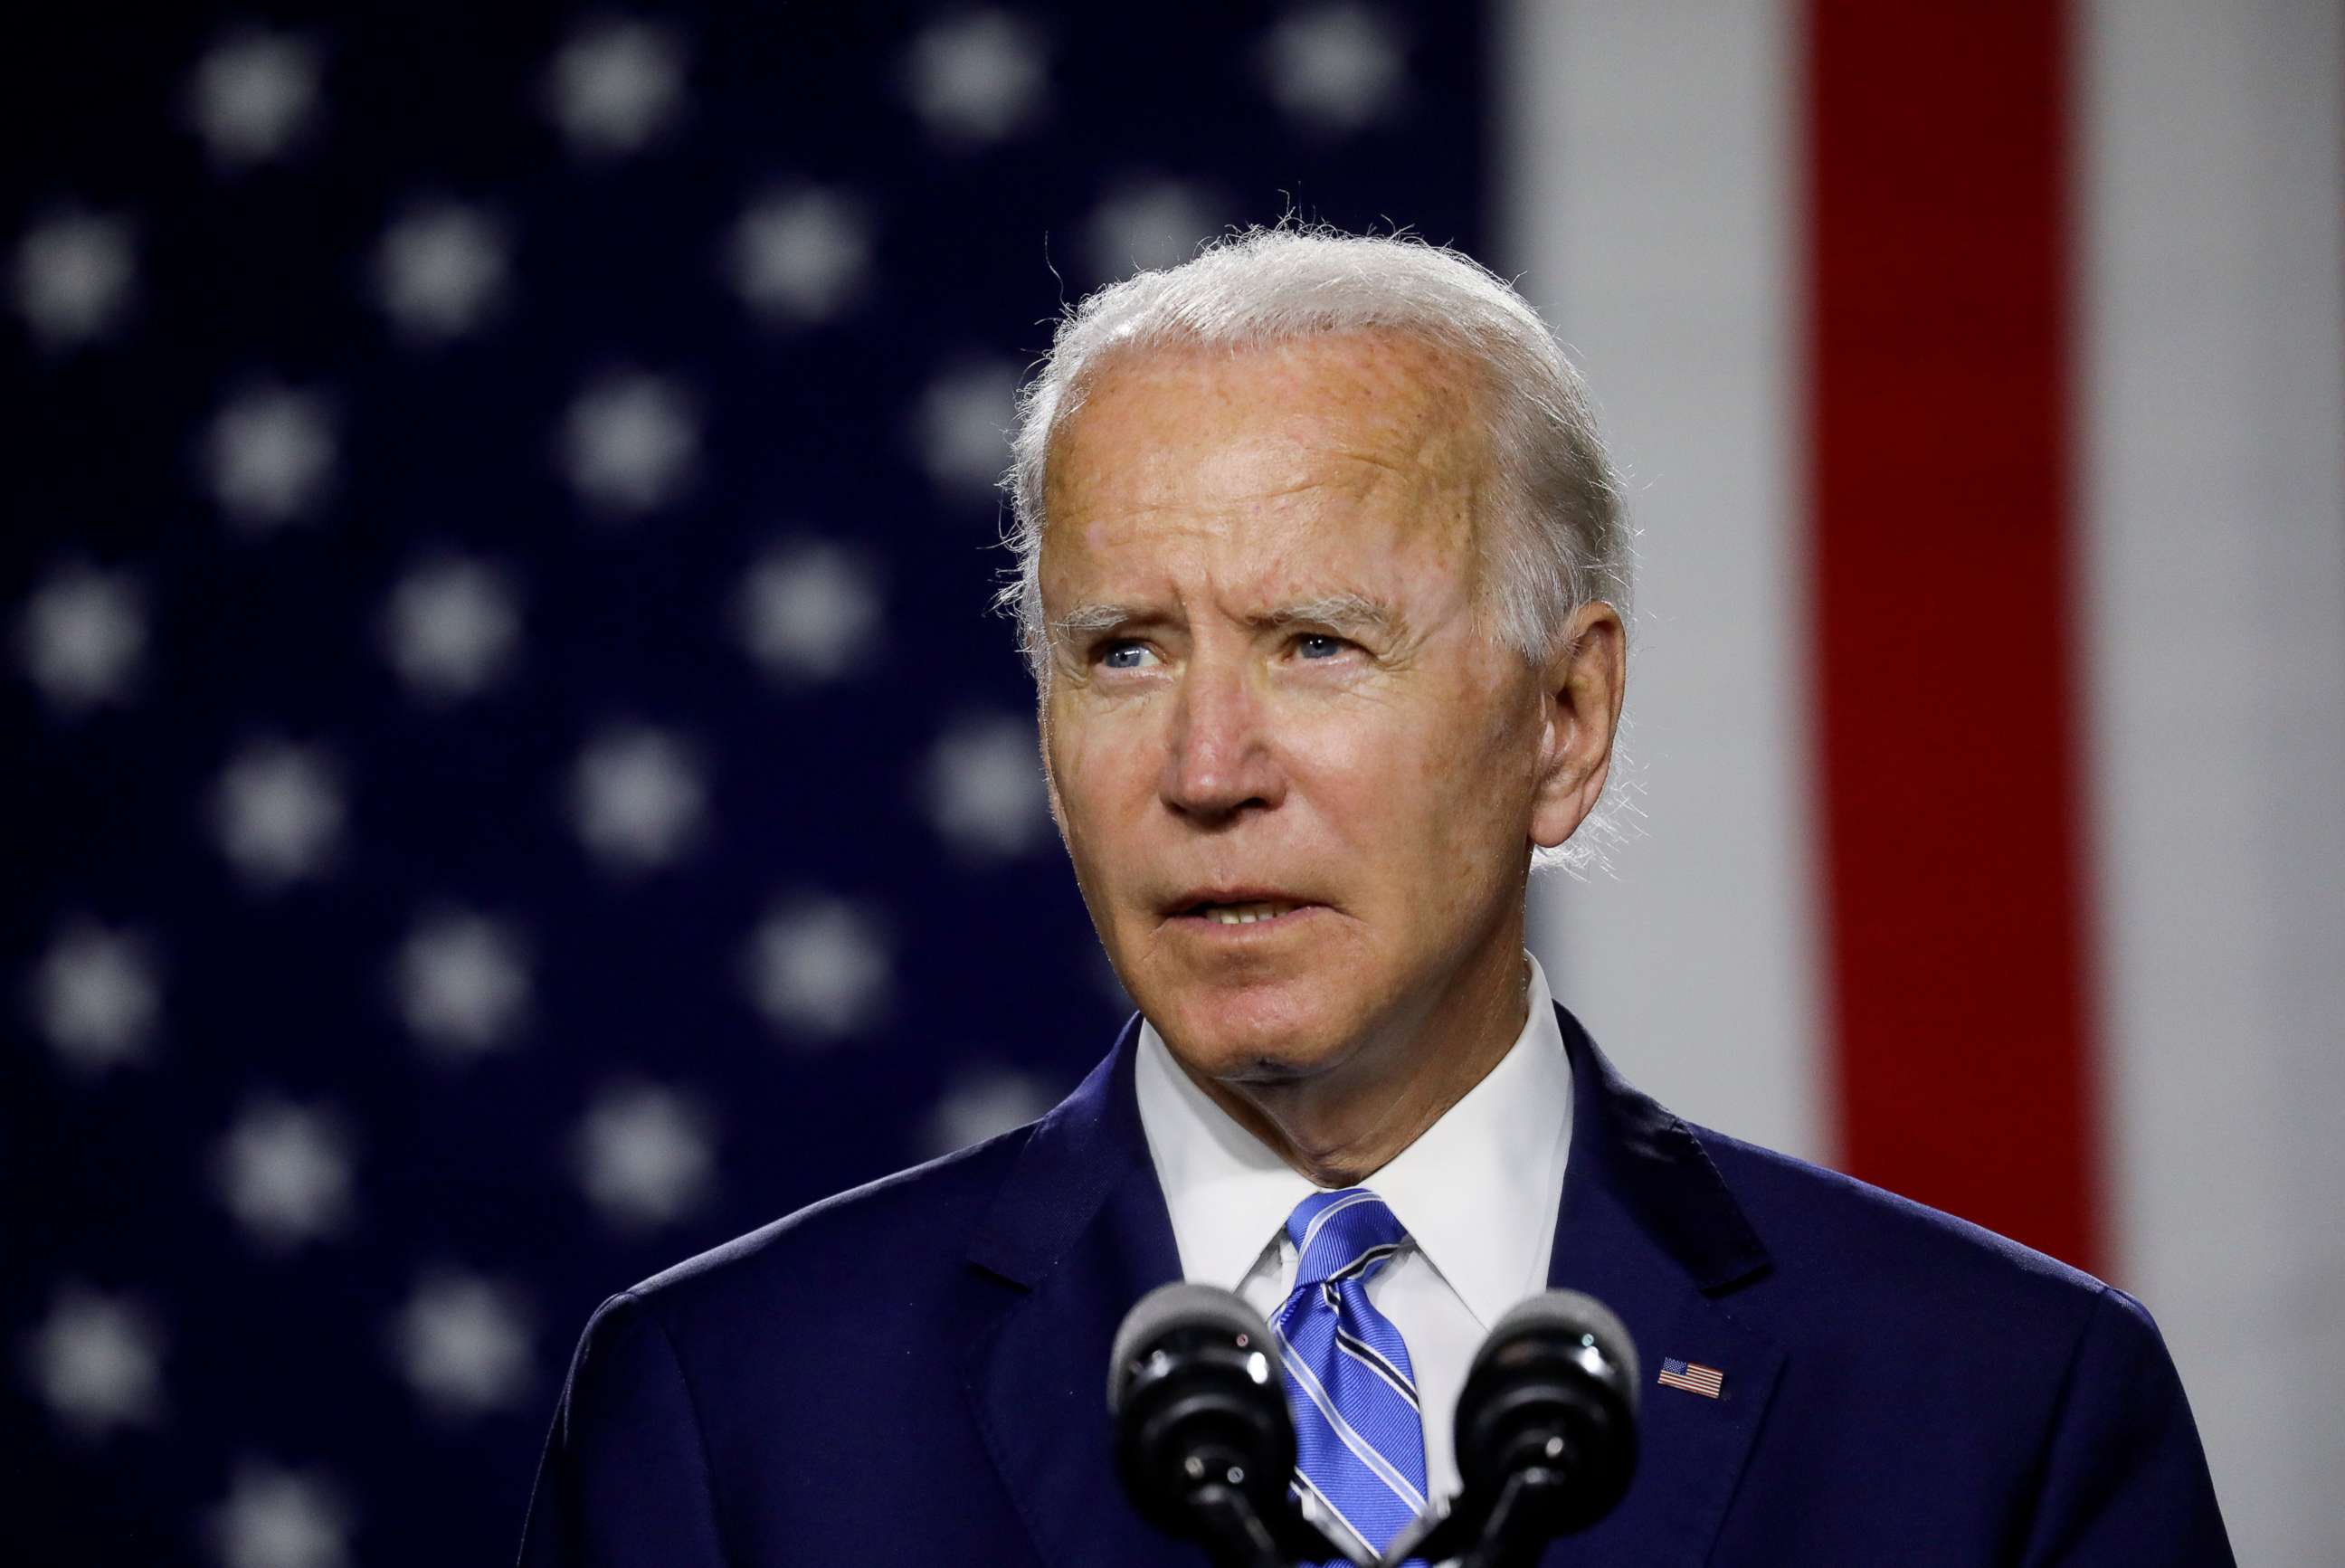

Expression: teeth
xmin=1206 ymin=901 xmax=1296 ymax=925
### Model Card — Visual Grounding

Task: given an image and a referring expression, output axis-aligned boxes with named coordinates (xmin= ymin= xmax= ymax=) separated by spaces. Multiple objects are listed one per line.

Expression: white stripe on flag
xmin=1505 ymin=0 xmax=1826 ymax=1163
xmin=2076 ymin=3 xmax=2345 ymax=1563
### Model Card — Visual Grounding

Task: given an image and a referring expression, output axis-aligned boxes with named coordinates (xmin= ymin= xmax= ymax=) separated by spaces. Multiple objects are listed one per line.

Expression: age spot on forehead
xmin=1038 ymin=329 xmax=1495 ymax=606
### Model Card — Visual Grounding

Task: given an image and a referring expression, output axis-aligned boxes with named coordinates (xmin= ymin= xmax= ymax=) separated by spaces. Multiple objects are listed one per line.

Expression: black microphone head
xmin=1108 ymin=1283 xmax=1296 ymax=1542
xmin=1454 ymin=1288 xmax=1640 ymax=1537
xmin=1107 ymin=1282 xmax=1277 ymax=1412
xmin=1471 ymin=1289 xmax=1641 ymax=1412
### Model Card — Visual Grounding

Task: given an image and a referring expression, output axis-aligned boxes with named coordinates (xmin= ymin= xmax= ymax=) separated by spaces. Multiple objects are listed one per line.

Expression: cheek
xmin=1047 ymin=708 xmax=1150 ymax=863
xmin=1287 ymin=679 xmax=1531 ymax=874
xmin=1280 ymin=722 xmax=1448 ymax=929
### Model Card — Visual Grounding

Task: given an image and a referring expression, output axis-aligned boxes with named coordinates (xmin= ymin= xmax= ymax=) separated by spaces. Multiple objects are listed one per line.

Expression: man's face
xmin=1038 ymin=331 xmax=1553 ymax=1088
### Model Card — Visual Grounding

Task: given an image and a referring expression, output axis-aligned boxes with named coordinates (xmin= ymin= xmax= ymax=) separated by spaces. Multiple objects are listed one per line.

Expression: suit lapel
xmin=963 ymin=1005 xmax=1784 ymax=1568
xmin=962 ymin=1020 xmax=1191 ymax=1568
xmin=1539 ymin=1004 xmax=1785 ymax=1568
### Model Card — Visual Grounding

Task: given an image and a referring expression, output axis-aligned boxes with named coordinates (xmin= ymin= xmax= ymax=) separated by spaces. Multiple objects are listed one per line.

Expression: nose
xmin=1159 ymin=653 xmax=1285 ymax=822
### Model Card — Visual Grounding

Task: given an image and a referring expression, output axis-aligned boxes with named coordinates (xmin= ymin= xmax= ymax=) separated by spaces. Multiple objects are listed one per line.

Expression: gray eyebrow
xmin=1265 ymin=594 xmax=1401 ymax=637
xmin=1046 ymin=593 xmax=1402 ymax=645
xmin=1046 ymin=603 xmax=1136 ymax=642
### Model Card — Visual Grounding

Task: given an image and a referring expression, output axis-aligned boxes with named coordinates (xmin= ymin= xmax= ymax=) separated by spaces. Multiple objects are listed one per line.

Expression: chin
xmin=1142 ymin=974 xmax=1364 ymax=1085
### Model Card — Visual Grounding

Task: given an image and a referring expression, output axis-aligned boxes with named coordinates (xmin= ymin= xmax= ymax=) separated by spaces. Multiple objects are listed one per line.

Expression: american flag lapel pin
xmin=1657 ymin=1356 xmax=1726 ymax=1399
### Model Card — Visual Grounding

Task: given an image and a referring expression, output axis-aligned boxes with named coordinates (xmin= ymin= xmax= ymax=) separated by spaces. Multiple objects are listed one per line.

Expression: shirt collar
xmin=1134 ymin=952 xmax=1573 ymax=1329
xmin=1134 ymin=1005 xmax=1315 ymax=1293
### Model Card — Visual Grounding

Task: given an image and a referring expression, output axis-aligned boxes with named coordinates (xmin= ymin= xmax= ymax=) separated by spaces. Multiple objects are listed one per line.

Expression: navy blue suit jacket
xmin=518 ymin=1005 xmax=2233 ymax=1565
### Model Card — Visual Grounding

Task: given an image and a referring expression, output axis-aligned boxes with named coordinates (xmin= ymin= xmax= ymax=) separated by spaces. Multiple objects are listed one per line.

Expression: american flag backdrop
xmin=9 ymin=2 xmax=2343 ymax=1565
xmin=1513 ymin=5 xmax=2344 ymax=1563
xmin=2 ymin=4 xmax=1486 ymax=1560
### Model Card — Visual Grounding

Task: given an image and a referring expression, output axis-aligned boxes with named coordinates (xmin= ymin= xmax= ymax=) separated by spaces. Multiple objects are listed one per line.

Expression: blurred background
xmin=3 ymin=2 xmax=2336 ymax=1564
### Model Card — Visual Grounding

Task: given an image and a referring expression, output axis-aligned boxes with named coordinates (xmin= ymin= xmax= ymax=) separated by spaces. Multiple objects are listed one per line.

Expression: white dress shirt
xmin=1133 ymin=952 xmax=1573 ymax=1506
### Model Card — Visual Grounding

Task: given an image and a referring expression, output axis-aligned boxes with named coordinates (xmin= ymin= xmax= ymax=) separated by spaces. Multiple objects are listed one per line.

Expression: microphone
xmin=1108 ymin=1282 xmax=1354 ymax=1568
xmin=1380 ymin=1289 xmax=1640 ymax=1568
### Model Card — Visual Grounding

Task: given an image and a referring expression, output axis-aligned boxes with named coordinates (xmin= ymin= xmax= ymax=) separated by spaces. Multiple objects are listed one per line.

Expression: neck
xmin=1183 ymin=930 xmax=1532 ymax=1187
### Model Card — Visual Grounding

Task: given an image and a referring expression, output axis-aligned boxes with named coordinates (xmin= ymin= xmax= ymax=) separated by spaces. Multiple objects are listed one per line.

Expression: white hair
xmin=997 ymin=224 xmax=1636 ymax=870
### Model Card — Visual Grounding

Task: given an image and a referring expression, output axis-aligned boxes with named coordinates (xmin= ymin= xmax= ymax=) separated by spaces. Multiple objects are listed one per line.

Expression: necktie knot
xmin=1286 ymin=1187 xmax=1410 ymax=1290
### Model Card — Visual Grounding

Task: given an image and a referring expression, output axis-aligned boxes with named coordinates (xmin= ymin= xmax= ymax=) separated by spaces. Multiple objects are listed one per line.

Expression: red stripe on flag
xmin=1804 ymin=0 xmax=2103 ymax=1270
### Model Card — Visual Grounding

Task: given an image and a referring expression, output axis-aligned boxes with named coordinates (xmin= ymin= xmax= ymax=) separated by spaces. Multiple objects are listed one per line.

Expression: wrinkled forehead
xmin=1039 ymin=328 xmax=1498 ymax=532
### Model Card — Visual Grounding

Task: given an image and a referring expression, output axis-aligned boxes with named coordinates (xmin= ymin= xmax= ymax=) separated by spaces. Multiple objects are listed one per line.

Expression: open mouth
xmin=1177 ymin=898 xmax=1310 ymax=927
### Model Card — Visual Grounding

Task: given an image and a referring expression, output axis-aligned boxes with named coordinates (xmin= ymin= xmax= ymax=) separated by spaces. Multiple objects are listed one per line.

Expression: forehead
xmin=1039 ymin=330 xmax=1494 ymax=584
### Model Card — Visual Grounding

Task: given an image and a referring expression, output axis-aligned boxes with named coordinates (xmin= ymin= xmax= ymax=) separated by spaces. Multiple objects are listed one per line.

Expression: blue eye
xmin=1296 ymin=634 xmax=1344 ymax=660
xmin=1101 ymin=641 xmax=1155 ymax=670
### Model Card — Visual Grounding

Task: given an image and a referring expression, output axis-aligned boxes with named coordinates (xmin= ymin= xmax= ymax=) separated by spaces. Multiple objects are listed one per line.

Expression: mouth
xmin=1161 ymin=889 xmax=1324 ymax=931
xmin=1184 ymin=898 xmax=1304 ymax=927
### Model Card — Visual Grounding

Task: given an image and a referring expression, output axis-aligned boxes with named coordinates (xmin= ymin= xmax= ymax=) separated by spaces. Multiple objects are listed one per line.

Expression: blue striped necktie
xmin=1273 ymin=1187 xmax=1429 ymax=1563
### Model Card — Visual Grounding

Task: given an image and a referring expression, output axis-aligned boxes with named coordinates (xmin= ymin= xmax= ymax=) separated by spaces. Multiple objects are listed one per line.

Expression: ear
xmin=1529 ymin=601 xmax=1627 ymax=851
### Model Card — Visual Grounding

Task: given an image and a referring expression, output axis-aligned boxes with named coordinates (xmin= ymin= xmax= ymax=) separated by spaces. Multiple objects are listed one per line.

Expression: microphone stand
xmin=1453 ymin=1469 xmax=1567 ymax=1568
xmin=1172 ymin=1450 xmax=1356 ymax=1568
xmin=1184 ymin=1481 xmax=1288 ymax=1568
xmin=1375 ymin=1468 xmax=1571 ymax=1568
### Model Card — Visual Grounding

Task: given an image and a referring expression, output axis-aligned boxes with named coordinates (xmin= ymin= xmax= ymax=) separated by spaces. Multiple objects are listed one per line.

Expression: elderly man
xmin=518 ymin=231 xmax=2231 ymax=1566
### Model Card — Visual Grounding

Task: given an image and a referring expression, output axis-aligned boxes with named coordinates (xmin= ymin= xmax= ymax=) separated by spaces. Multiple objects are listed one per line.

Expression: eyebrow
xmin=1264 ymin=593 xmax=1400 ymax=638
xmin=1048 ymin=603 xmax=1138 ymax=641
xmin=1047 ymin=593 xmax=1403 ymax=644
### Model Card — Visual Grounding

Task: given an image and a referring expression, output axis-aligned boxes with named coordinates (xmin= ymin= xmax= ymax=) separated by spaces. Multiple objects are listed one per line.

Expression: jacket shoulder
xmin=527 ymin=1128 xmax=1053 ymax=1563
xmin=614 ymin=1126 xmax=1032 ymax=1338
xmin=1692 ymin=1123 xmax=2119 ymax=1336
xmin=1645 ymin=1127 xmax=2230 ymax=1563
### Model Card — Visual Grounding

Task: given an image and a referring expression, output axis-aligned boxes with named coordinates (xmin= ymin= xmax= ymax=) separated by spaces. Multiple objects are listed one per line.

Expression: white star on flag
xmin=19 ymin=565 xmax=145 ymax=714
xmin=736 ymin=540 xmax=883 ymax=682
xmin=212 ymin=741 xmax=344 ymax=889
xmin=569 ymin=724 xmax=707 ymax=870
xmin=743 ymin=895 xmax=894 ymax=1042
xmin=904 ymin=11 xmax=1049 ymax=144
xmin=1262 ymin=4 xmax=1406 ymax=134
xmin=33 ymin=921 xmax=161 ymax=1072
xmin=562 ymin=372 xmax=698 ymax=516
xmin=375 ymin=202 xmax=508 ymax=343
xmin=27 ymin=1285 xmax=165 ymax=1438
xmin=395 ymin=911 xmax=531 ymax=1058
xmin=209 ymin=1461 xmax=352 ymax=1568
xmin=383 ymin=556 xmax=521 ymax=700
xmin=923 ymin=713 xmax=1050 ymax=861
xmin=546 ymin=19 xmax=686 ymax=157
xmin=923 ymin=1066 xmax=1058 ymax=1158
xmin=205 ymin=385 xmax=337 ymax=533
xmin=914 ymin=361 xmax=1022 ymax=499
xmin=574 ymin=1082 xmax=717 ymax=1230
xmin=214 ymin=1098 xmax=356 ymax=1250
xmin=1083 ymin=178 xmax=1228 ymax=281
xmin=390 ymin=1272 xmax=534 ymax=1419
xmin=12 ymin=208 xmax=137 ymax=352
xmin=727 ymin=187 xmax=871 ymax=325
xmin=186 ymin=29 xmax=323 ymax=168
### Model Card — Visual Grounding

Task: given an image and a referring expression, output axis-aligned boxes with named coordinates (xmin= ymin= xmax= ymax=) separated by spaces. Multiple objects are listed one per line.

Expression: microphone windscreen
xmin=1107 ymin=1282 xmax=1281 ymax=1413
xmin=1476 ymin=1288 xmax=1641 ymax=1414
